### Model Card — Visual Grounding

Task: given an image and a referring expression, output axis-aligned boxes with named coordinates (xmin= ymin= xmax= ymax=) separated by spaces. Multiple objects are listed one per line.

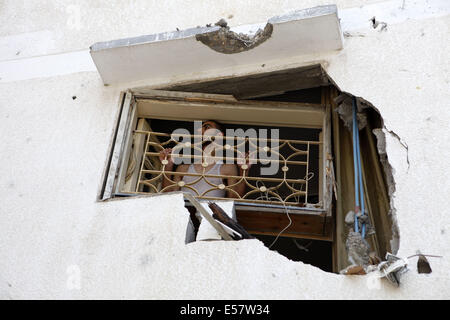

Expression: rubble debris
xmin=369 ymin=251 xmax=382 ymax=265
xmin=208 ymin=202 xmax=254 ymax=240
xmin=381 ymin=128 xmax=410 ymax=171
xmin=340 ymin=251 xmax=379 ymax=275
xmin=341 ymin=265 xmax=367 ymax=275
xmin=196 ymin=22 xmax=273 ymax=54
xmin=371 ymin=127 xmax=401 ymax=252
xmin=344 ymin=211 xmax=375 ymax=236
xmin=342 ymin=249 xmax=441 ymax=287
xmin=417 ymin=252 xmax=432 ymax=274
xmin=370 ymin=16 xmax=388 ymax=31
xmin=407 ymin=251 xmax=441 ymax=274
xmin=341 ymin=211 xmax=378 ymax=276
xmin=372 ymin=129 xmax=397 ymax=194
xmin=345 ymin=230 xmax=371 ymax=267
xmin=214 ymin=18 xmax=228 ymax=28
xmin=334 ymin=94 xmax=368 ymax=130
xmin=184 ymin=193 xmax=233 ymax=241
xmin=377 ymin=253 xmax=408 ymax=286
xmin=341 ymin=252 xmax=408 ymax=284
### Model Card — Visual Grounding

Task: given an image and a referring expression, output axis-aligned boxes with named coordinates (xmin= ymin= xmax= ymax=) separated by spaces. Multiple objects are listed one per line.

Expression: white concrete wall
xmin=1 ymin=0 xmax=449 ymax=299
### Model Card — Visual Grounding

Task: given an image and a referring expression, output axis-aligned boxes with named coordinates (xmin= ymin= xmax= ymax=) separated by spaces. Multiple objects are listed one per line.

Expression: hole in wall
xmin=255 ymin=234 xmax=333 ymax=272
xmin=155 ymin=64 xmax=401 ymax=273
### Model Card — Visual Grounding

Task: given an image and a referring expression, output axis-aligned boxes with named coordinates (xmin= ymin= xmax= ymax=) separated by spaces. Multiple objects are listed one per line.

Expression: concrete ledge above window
xmin=89 ymin=5 xmax=343 ymax=85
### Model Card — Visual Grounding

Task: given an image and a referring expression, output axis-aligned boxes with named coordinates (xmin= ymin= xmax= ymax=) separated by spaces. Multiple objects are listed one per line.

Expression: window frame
xmin=100 ymin=88 xmax=334 ymax=241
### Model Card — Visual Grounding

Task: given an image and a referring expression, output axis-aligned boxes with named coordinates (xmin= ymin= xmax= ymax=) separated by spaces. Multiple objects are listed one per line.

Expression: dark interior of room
xmin=253 ymin=234 xmax=333 ymax=272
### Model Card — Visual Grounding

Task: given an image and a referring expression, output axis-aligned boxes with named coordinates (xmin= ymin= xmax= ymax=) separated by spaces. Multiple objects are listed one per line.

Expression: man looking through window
xmin=159 ymin=120 xmax=252 ymax=242
xmin=158 ymin=120 xmax=252 ymax=198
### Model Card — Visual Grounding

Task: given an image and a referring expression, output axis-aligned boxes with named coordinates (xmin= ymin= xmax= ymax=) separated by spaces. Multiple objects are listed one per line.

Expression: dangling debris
xmin=341 ymin=209 xmax=381 ymax=275
xmin=369 ymin=251 xmax=382 ymax=265
xmin=208 ymin=202 xmax=254 ymax=240
xmin=340 ymin=265 xmax=367 ymax=275
xmin=334 ymin=93 xmax=368 ymax=131
xmin=408 ymin=250 xmax=434 ymax=274
xmin=183 ymin=193 xmax=233 ymax=241
xmin=345 ymin=210 xmax=376 ymax=237
xmin=417 ymin=253 xmax=432 ymax=274
xmin=341 ymin=249 xmax=442 ymax=287
xmin=214 ymin=18 xmax=228 ymax=28
xmin=196 ymin=22 xmax=273 ymax=54
xmin=377 ymin=253 xmax=409 ymax=286
xmin=345 ymin=230 xmax=371 ymax=267
xmin=341 ymin=211 xmax=370 ymax=275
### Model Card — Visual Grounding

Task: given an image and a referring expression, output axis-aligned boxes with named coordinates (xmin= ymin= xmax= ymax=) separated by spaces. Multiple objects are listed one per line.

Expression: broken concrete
xmin=345 ymin=230 xmax=371 ymax=267
xmin=344 ymin=210 xmax=375 ymax=237
xmin=372 ymin=128 xmax=400 ymax=253
xmin=372 ymin=128 xmax=396 ymax=197
xmin=334 ymin=93 xmax=368 ymax=130
xmin=196 ymin=201 xmax=236 ymax=241
xmin=416 ymin=251 xmax=432 ymax=274
xmin=332 ymin=90 xmax=401 ymax=258
xmin=196 ymin=23 xmax=273 ymax=54
xmin=376 ymin=253 xmax=409 ymax=286
xmin=370 ymin=16 xmax=388 ymax=31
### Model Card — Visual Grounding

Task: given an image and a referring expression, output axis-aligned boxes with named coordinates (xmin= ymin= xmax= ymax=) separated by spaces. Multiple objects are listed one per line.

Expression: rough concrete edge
xmin=353 ymin=97 xmax=401 ymax=256
xmin=326 ymin=73 xmax=401 ymax=257
xmin=371 ymin=128 xmax=400 ymax=254
xmin=99 ymin=190 xmax=186 ymax=203
xmin=195 ymin=23 xmax=274 ymax=54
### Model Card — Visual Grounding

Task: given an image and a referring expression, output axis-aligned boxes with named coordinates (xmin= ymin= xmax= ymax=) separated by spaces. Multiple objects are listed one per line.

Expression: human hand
xmin=237 ymin=151 xmax=253 ymax=173
xmin=159 ymin=148 xmax=174 ymax=170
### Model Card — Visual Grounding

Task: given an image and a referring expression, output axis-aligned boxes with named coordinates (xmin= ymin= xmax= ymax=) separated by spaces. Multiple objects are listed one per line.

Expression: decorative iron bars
xmin=129 ymin=125 xmax=321 ymax=207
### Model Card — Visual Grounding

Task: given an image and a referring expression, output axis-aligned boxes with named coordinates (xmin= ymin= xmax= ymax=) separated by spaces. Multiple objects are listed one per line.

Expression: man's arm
xmin=221 ymin=164 xmax=248 ymax=198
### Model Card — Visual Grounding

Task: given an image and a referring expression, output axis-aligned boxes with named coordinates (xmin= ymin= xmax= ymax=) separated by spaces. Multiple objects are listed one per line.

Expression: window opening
xmin=100 ymin=67 xmax=396 ymax=274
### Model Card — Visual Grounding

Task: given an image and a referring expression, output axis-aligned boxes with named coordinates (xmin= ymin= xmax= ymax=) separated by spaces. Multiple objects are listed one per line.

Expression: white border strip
xmin=0 ymin=50 xmax=96 ymax=83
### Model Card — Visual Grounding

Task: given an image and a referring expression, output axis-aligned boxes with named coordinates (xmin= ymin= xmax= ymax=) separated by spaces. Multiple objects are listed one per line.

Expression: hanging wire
xmin=256 ymin=171 xmax=315 ymax=249
xmin=255 ymin=180 xmax=291 ymax=249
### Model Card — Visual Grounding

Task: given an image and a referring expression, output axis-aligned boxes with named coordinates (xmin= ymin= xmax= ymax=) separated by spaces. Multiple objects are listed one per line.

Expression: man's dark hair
xmin=204 ymin=120 xmax=223 ymax=133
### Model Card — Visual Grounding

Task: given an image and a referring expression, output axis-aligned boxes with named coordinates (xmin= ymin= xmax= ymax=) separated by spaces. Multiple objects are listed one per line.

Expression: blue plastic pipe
xmin=352 ymin=97 xmax=367 ymax=237
xmin=352 ymin=98 xmax=360 ymax=233
xmin=355 ymin=113 xmax=366 ymax=238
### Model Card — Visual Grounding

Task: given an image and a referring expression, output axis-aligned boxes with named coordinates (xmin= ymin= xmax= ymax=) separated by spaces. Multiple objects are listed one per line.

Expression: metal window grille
xmin=124 ymin=121 xmax=321 ymax=207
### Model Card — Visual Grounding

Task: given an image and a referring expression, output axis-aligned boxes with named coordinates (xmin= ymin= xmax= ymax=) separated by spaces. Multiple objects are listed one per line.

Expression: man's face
xmin=198 ymin=121 xmax=222 ymax=136
xmin=197 ymin=121 xmax=223 ymax=155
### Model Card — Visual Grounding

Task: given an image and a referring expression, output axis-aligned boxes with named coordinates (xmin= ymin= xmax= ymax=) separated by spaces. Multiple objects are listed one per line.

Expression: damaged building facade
xmin=0 ymin=0 xmax=449 ymax=299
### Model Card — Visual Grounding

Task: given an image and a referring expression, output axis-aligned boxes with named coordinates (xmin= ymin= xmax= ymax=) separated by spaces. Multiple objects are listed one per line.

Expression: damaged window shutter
xmin=101 ymin=91 xmax=135 ymax=200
